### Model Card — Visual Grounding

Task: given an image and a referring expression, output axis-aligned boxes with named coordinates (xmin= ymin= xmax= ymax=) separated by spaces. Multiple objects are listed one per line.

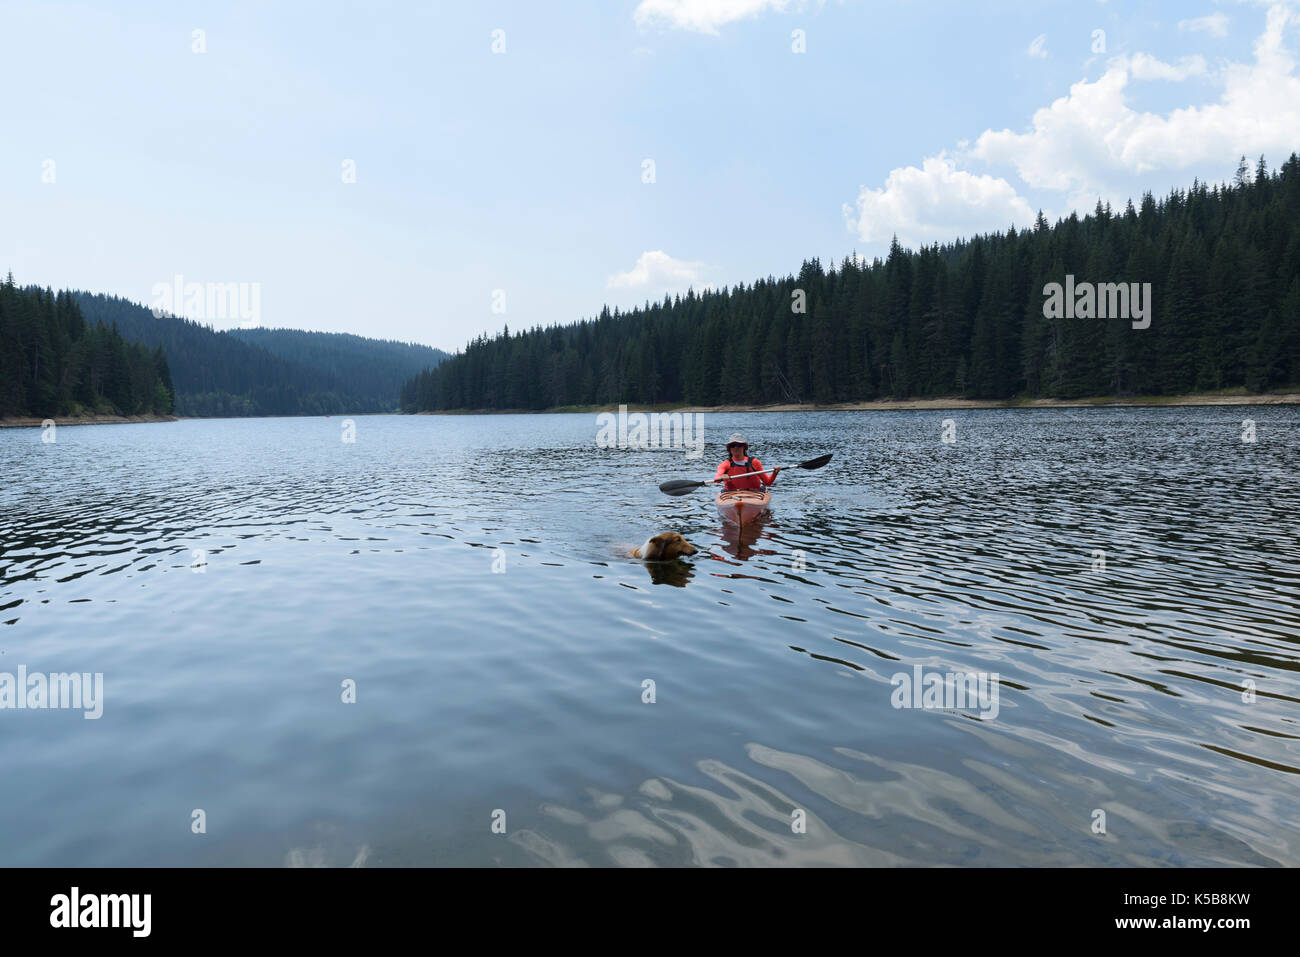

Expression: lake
xmin=1 ymin=408 xmax=1297 ymax=866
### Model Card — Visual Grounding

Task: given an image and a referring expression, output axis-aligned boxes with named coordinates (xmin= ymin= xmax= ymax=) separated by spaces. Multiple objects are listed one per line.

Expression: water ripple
xmin=0 ymin=409 xmax=1297 ymax=865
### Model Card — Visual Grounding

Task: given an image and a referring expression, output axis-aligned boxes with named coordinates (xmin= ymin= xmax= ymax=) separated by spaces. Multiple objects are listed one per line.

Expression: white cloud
xmin=607 ymin=250 xmax=709 ymax=291
xmin=634 ymin=0 xmax=795 ymax=35
xmin=1127 ymin=52 xmax=1209 ymax=80
xmin=971 ymin=4 xmax=1300 ymax=197
xmin=1179 ymin=13 xmax=1230 ymax=36
xmin=842 ymin=156 xmax=1037 ymax=247
xmin=1027 ymin=34 xmax=1048 ymax=59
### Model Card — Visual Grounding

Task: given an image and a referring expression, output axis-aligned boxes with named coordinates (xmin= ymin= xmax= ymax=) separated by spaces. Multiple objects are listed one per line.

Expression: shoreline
xmin=6 ymin=392 xmax=1295 ymax=426
xmin=0 ymin=413 xmax=179 ymax=429
xmin=418 ymin=391 xmax=1300 ymax=415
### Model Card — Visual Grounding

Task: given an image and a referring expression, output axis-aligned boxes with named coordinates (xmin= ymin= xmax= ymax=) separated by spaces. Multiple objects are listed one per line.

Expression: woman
xmin=712 ymin=433 xmax=782 ymax=490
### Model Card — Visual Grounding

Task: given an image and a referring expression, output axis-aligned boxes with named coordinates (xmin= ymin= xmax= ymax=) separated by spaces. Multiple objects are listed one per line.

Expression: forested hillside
xmin=0 ymin=277 xmax=174 ymax=418
xmin=402 ymin=156 xmax=1300 ymax=411
xmin=74 ymin=294 xmax=444 ymax=416
xmin=227 ymin=327 xmax=445 ymax=410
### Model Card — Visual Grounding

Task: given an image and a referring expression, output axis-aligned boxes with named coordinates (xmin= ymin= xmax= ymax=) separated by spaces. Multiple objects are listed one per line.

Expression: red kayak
xmin=716 ymin=488 xmax=771 ymax=526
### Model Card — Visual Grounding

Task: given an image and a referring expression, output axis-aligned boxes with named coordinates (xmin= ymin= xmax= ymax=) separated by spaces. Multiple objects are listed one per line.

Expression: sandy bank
xmin=418 ymin=391 xmax=1300 ymax=415
xmin=0 ymin=413 xmax=180 ymax=429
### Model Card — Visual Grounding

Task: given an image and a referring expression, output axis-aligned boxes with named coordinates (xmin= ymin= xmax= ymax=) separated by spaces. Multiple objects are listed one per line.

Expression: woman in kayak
xmin=712 ymin=433 xmax=782 ymax=490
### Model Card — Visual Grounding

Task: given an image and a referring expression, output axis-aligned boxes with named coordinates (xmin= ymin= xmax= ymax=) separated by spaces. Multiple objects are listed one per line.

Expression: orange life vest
xmin=718 ymin=457 xmax=765 ymax=491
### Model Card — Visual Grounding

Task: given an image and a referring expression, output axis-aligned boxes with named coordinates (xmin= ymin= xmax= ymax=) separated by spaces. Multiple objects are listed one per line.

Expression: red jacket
xmin=714 ymin=457 xmax=776 ymax=491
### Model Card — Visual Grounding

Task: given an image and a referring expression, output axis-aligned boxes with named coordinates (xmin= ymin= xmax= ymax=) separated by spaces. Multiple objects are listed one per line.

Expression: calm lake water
xmin=1 ymin=408 xmax=1298 ymax=867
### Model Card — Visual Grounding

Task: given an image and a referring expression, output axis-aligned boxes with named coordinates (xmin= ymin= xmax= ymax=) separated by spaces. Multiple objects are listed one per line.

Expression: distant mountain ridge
xmin=226 ymin=326 xmax=447 ymax=409
xmin=73 ymin=292 xmax=446 ymax=416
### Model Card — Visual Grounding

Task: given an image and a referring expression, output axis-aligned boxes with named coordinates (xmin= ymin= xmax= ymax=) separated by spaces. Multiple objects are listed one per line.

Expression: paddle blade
xmin=796 ymin=453 xmax=833 ymax=470
xmin=659 ymin=479 xmax=707 ymax=496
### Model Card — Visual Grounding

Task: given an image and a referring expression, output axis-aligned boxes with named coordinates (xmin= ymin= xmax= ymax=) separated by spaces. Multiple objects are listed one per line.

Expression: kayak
xmin=716 ymin=488 xmax=771 ymax=526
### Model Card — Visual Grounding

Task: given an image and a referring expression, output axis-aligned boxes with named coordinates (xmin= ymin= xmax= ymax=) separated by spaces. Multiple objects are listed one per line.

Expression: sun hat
xmin=726 ymin=432 xmax=748 ymax=447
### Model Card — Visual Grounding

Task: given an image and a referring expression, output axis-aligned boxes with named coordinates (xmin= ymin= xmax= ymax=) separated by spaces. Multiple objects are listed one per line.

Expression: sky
xmin=2 ymin=0 xmax=1298 ymax=351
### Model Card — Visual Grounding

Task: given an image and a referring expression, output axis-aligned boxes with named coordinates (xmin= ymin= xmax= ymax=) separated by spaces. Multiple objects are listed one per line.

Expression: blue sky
xmin=2 ymin=0 xmax=1296 ymax=351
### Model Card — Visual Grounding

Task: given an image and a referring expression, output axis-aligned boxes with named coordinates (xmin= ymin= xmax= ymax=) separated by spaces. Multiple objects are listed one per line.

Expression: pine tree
xmin=395 ymin=156 xmax=1300 ymax=411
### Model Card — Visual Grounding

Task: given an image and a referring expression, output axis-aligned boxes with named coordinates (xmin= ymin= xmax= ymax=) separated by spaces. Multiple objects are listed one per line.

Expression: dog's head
xmin=642 ymin=531 xmax=698 ymax=561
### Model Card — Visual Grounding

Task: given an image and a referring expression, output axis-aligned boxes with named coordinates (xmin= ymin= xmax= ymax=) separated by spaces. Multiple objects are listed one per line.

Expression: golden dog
xmin=630 ymin=531 xmax=698 ymax=561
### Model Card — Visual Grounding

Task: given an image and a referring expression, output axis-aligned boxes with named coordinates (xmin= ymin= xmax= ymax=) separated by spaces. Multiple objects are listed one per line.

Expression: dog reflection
xmin=642 ymin=559 xmax=694 ymax=587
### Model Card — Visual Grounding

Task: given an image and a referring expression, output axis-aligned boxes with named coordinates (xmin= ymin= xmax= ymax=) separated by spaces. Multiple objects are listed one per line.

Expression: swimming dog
xmin=630 ymin=531 xmax=698 ymax=561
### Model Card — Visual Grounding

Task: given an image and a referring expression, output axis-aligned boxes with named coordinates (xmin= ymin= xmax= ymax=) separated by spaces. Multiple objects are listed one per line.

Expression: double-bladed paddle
xmin=658 ymin=453 xmax=833 ymax=496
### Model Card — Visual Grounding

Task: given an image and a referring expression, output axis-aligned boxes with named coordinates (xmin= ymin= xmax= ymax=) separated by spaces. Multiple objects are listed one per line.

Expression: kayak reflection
xmin=712 ymin=514 xmax=780 ymax=564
